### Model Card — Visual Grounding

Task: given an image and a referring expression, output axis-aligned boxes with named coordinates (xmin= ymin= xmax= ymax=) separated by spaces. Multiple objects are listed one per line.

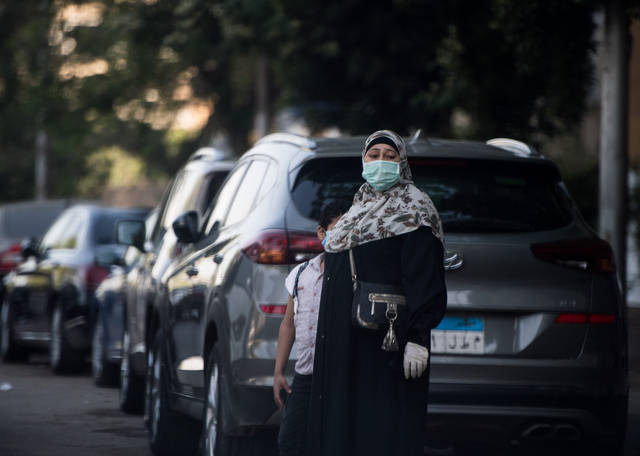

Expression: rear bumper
xmin=225 ymin=362 xmax=628 ymax=447
xmin=426 ymin=380 xmax=628 ymax=448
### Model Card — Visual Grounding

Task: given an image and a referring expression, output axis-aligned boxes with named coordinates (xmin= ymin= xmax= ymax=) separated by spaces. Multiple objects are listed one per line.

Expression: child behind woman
xmin=273 ymin=200 xmax=349 ymax=456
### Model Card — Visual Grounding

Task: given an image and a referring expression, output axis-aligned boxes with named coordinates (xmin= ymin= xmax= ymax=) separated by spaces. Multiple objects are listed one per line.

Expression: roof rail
xmin=188 ymin=147 xmax=227 ymax=162
xmin=485 ymin=138 xmax=539 ymax=157
xmin=256 ymin=132 xmax=317 ymax=150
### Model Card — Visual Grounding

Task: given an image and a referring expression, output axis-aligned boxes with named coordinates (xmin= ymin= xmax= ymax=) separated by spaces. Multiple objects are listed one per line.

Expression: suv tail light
xmin=84 ymin=263 xmax=109 ymax=290
xmin=555 ymin=313 xmax=616 ymax=324
xmin=530 ymin=239 xmax=615 ymax=274
xmin=242 ymin=230 xmax=322 ymax=265
xmin=259 ymin=305 xmax=287 ymax=315
xmin=0 ymin=243 xmax=22 ymax=274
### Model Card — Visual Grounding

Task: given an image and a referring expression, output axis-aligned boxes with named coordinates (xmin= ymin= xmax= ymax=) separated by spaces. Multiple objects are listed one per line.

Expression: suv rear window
xmin=92 ymin=210 xmax=147 ymax=245
xmin=291 ymin=157 xmax=573 ymax=233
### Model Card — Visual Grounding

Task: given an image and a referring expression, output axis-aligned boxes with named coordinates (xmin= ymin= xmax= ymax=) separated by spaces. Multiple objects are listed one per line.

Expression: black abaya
xmin=307 ymin=227 xmax=447 ymax=456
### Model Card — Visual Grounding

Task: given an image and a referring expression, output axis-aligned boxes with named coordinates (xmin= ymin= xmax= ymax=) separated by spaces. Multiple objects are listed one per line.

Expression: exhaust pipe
xmin=553 ymin=424 xmax=581 ymax=441
xmin=521 ymin=423 xmax=554 ymax=440
xmin=520 ymin=422 xmax=581 ymax=441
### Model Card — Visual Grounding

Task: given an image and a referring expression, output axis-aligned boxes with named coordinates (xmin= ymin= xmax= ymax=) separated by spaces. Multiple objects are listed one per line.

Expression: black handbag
xmin=349 ymin=249 xmax=406 ymax=352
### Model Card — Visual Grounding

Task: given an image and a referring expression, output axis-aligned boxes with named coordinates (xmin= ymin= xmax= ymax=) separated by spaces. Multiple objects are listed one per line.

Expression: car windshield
xmin=291 ymin=157 xmax=573 ymax=233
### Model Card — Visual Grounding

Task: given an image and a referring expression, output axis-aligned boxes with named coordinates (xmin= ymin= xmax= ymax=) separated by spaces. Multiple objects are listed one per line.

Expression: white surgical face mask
xmin=361 ymin=160 xmax=400 ymax=191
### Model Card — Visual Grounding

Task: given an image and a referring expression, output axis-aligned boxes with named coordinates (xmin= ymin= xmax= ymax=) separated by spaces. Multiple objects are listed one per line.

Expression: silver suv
xmin=139 ymin=133 xmax=627 ymax=455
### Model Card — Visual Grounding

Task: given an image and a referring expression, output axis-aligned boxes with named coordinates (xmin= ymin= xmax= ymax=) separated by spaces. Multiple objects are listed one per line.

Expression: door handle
xmin=186 ymin=266 xmax=199 ymax=277
xmin=213 ymin=254 xmax=224 ymax=264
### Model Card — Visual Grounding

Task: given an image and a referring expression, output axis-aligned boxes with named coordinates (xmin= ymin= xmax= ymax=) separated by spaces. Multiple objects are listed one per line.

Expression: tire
xmin=50 ymin=304 xmax=82 ymax=374
xmin=200 ymin=349 xmax=277 ymax=456
xmin=145 ymin=330 xmax=200 ymax=456
xmin=201 ymin=349 xmax=233 ymax=456
xmin=91 ymin=310 xmax=119 ymax=387
xmin=0 ymin=300 xmax=29 ymax=362
xmin=119 ymin=327 xmax=144 ymax=414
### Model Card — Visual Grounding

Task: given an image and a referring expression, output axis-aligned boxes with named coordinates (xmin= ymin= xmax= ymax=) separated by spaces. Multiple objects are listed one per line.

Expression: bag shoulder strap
xmin=292 ymin=261 xmax=309 ymax=315
xmin=348 ymin=249 xmax=357 ymax=288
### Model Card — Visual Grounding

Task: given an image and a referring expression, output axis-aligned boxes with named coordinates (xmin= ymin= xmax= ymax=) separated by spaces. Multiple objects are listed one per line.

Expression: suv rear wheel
xmin=120 ymin=327 xmax=144 ymax=413
xmin=201 ymin=348 xmax=277 ymax=456
xmin=0 ymin=300 xmax=29 ymax=362
xmin=202 ymin=349 xmax=233 ymax=455
xmin=50 ymin=303 xmax=82 ymax=374
xmin=146 ymin=331 xmax=199 ymax=455
xmin=91 ymin=309 xmax=119 ymax=386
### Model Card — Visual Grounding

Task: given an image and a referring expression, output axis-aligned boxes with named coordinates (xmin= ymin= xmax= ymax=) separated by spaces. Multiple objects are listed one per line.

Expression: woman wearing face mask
xmin=306 ymin=130 xmax=447 ymax=456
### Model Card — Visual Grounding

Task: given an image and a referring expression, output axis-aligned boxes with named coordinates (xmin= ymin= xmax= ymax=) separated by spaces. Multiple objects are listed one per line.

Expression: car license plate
xmin=431 ymin=317 xmax=484 ymax=355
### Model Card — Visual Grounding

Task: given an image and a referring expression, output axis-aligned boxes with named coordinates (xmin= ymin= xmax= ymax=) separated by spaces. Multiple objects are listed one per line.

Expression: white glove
xmin=403 ymin=342 xmax=429 ymax=379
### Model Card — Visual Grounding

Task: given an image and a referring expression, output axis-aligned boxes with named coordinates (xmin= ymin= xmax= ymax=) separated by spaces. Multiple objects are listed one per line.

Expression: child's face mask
xmin=322 ymin=229 xmax=331 ymax=247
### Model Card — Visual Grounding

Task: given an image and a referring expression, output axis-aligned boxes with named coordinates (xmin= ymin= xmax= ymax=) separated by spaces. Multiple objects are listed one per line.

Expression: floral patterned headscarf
xmin=323 ymin=130 xmax=444 ymax=253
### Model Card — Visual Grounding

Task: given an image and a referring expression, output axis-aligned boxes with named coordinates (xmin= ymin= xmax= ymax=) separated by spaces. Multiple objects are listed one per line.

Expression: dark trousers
xmin=278 ymin=373 xmax=312 ymax=456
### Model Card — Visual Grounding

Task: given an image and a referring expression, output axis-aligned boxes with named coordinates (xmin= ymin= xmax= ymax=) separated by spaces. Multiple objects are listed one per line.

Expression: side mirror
xmin=20 ymin=237 xmax=39 ymax=260
xmin=116 ymin=220 xmax=146 ymax=252
xmin=172 ymin=211 xmax=200 ymax=244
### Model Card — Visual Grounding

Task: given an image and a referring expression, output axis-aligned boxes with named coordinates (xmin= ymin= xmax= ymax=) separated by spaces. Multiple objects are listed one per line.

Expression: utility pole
xmin=599 ymin=0 xmax=629 ymax=296
xmin=35 ymin=129 xmax=48 ymax=201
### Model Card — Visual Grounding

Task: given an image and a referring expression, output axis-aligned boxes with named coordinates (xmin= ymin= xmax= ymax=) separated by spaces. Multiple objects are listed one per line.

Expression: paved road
xmin=0 ymin=309 xmax=638 ymax=455
xmin=0 ymin=355 xmax=151 ymax=456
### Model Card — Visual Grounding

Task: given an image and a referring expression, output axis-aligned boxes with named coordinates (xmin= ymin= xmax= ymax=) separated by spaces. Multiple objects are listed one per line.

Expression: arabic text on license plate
xmin=431 ymin=317 xmax=484 ymax=355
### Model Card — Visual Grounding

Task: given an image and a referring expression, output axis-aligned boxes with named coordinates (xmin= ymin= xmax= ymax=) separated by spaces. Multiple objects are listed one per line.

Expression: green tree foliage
xmin=0 ymin=1 xmax=86 ymax=201
xmin=450 ymin=0 xmax=597 ymax=141
xmin=269 ymin=0 xmax=598 ymax=139
xmin=0 ymin=0 xmax=607 ymax=203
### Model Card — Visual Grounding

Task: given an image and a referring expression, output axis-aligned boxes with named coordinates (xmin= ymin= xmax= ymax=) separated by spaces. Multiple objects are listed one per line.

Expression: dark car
xmin=116 ymin=150 xmax=234 ymax=414
xmin=92 ymin=208 xmax=159 ymax=386
xmin=0 ymin=199 xmax=85 ymax=306
xmin=1 ymin=204 xmax=148 ymax=373
xmin=120 ymin=133 xmax=627 ymax=456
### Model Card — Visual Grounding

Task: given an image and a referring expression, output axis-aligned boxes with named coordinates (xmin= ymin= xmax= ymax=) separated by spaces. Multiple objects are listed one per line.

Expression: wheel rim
xmin=1 ymin=303 xmax=10 ymax=355
xmin=150 ymin=343 xmax=161 ymax=439
xmin=205 ymin=363 xmax=219 ymax=456
xmin=120 ymin=331 xmax=130 ymax=402
xmin=50 ymin=307 xmax=61 ymax=367
xmin=92 ymin=320 xmax=103 ymax=380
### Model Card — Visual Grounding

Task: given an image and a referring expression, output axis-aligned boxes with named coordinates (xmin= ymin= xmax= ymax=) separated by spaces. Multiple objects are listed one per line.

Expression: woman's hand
xmin=273 ymin=372 xmax=292 ymax=409
xmin=403 ymin=342 xmax=429 ymax=379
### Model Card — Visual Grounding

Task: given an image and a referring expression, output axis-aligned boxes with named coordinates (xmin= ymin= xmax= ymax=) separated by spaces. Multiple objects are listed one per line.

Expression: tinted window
xmin=205 ymin=163 xmax=248 ymax=232
xmin=225 ymin=160 xmax=268 ymax=226
xmin=161 ymin=170 xmax=203 ymax=230
xmin=199 ymin=170 xmax=231 ymax=230
xmin=151 ymin=179 xmax=176 ymax=245
xmin=291 ymin=157 xmax=573 ymax=233
xmin=92 ymin=210 xmax=147 ymax=245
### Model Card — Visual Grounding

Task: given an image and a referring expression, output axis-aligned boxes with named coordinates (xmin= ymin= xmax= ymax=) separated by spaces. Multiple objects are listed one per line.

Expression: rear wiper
xmin=443 ymin=218 xmax=534 ymax=232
